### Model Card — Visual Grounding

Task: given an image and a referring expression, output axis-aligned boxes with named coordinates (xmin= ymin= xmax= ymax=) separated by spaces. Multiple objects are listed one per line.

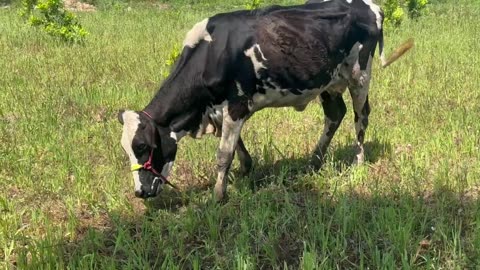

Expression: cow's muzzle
xmin=135 ymin=177 xmax=163 ymax=198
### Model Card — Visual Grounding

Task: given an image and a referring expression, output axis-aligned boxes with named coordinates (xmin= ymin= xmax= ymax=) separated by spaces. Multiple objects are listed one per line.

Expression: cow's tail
xmin=379 ymin=29 xmax=386 ymax=66
xmin=379 ymin=32 xmax=414 ymax=68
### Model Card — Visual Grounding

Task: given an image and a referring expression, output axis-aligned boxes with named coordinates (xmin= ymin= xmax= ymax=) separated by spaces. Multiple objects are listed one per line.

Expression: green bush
xmin=381 ymin=0 xmax=429 ymax=27
xmin=161 ymin=44 xmax=182 ymax=78
xmin=245 ymin=0 xmax=261 ymax=10
xmin=20 ymin=0 xmax=88 ymax=44
xmin=383 ymin=0 xmax=405 ymax=26
xmin=406 ymin=0 xmax=428 ymax=18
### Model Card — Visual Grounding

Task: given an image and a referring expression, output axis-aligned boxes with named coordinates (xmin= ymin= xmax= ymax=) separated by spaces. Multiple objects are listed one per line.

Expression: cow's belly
xmin=250 ymin=87 xmax=321 ymax=111
xmin=250 ymin=75 xmax=349 ymax=112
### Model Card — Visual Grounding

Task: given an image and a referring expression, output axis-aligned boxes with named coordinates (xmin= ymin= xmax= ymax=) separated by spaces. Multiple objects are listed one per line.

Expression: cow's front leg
xmin=236 ymin=136 xmax=252 ymax=176
xmin=215 ymin=105 xmax=246 ymax=201
xmin=312 ymin=91 xmax=347 ymax=169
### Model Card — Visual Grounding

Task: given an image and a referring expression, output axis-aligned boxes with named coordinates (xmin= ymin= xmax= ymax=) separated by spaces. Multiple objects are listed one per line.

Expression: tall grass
xmin=1 ymin=0 xmax=479 ymax=268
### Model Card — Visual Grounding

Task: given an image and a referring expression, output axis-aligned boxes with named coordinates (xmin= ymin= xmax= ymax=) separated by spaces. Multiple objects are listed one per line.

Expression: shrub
xmin=406 ymin=0 xmax=428 ymax=18
xmin=245 ymin=0 xmax=261 ymax=10
xmin=161 ymin=44 xmax=181 ymax=78
xmin=20 ymin=0 xmax=88 ymax=44
xmin=381 ymin=0 xmax=429 ymax=27
xmin=382 ymin=0 xmax=406 ymax=26
xmin=382 ymin=0 xmax=429 ymax=27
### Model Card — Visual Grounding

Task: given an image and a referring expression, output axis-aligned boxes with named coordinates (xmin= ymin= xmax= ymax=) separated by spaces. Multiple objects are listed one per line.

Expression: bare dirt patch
xmin=155 ymin=3 xmax=170 ymax=10
xmin=64 ymin=0 xmax=96 ymax=12
xmin=74 ymin=203 xmax=111 ymax=238
xmin=173 ymin=160 xmax=214 ymax=191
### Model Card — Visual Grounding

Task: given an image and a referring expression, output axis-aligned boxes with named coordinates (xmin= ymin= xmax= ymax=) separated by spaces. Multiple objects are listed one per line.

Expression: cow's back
xmin=203 ymin=2 xmax=356 ymax=86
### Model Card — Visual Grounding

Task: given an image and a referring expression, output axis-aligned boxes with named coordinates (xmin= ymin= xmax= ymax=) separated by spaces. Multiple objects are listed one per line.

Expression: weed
xmin=19 ymin=0 xmax=88 ymax=43
xmin=245 ymin=0 xmax=261 ymax=10
xmin=161 ymin=43 xmax=181 ymax=79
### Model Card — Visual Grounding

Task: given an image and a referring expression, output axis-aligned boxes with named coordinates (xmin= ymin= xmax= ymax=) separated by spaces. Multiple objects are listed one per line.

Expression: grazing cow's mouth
xmin=135 ymin=176 xmax=163 ymax=198
xmin=136 ymin=175 xmax=178 ymax=199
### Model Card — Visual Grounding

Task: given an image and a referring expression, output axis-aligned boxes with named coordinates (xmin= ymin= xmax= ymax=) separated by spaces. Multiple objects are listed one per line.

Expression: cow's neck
xmin=142 ymin=74 xmax=214 ymax=141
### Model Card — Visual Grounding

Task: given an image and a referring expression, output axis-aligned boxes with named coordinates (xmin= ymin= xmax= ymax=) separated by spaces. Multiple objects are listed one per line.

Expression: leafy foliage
xmin=161 ymin=44 xmax=182 ymax=78
xmin=406 ymin=0 xmax=429 ymax=18
xmin=245 ymin=0 xmax=261 ymax=10
xmin=383 ymin=0 xmax=406 ymax=26
xmin=20 ymin=0 xmax=88 ymax=44
xmin=382 ymin=0 xmax=429 ymax=27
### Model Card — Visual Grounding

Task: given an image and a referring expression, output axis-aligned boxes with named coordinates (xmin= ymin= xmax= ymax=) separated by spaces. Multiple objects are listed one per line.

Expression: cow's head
xmin=117 ymin=110 xmax=178 ymax=199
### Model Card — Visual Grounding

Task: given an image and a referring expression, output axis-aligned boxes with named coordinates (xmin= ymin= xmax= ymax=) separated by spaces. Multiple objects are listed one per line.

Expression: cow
xmin=117 ymin=0 xmax=413 ymax=201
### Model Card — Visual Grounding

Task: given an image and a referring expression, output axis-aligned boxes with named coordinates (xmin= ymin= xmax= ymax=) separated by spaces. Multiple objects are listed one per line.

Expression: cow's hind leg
xmin=215 ymin=105 xmax=246 ymax=201
xmin=349 ymin=57 xmax=372 ymax=165
xmin=349 ymin=91 xmax=370 ymax=165
xmin=312 ymin=91 xmax=347 ymax=169
xmin=236 ymin=136 xmax=252 ymax=176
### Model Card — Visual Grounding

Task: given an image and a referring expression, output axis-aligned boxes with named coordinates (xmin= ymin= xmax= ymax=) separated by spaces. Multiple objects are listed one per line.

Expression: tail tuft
xmin=381 ymin=38 xmax=414 ymax=68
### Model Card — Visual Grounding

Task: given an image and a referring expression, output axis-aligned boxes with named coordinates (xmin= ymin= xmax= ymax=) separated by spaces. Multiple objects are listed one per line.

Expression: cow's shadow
xmin=331 ymin=138 xmax=393 ymax=168
xmin=234 ymin=138 xmax=392 ymax=188
xmin=141 ymin=182 xmax=210 ymax=214
xmin=144 ymin=138 xmax=392 ymax=212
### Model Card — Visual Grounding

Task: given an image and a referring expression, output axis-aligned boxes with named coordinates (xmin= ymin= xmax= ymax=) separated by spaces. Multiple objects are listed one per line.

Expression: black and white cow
xmin=118 ymin=0 xmax=413 ymax=200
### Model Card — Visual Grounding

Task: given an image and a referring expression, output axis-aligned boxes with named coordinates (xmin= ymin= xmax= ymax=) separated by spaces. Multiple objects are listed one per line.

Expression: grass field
xmin=1 ymin=0 xmax=480 ymax=268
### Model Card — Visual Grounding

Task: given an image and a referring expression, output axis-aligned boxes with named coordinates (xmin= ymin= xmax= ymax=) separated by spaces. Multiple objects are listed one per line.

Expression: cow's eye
xmin=136 ymin=143 xmax=148 ymax=152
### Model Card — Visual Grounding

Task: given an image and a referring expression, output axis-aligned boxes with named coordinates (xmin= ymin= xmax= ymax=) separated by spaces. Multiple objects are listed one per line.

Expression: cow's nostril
xmin=134 ymin=190 xmax=144 ymax=198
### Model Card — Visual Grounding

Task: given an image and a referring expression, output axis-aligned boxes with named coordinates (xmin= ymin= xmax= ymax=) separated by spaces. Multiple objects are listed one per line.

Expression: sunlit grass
xmin=1 ymin=0 xmax=479 ymax=268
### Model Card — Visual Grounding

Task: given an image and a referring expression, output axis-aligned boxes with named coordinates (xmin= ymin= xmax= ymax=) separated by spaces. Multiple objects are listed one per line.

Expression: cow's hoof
xmin=214 ymin=184 xmax=227 ymax=202
xmin=238 ymin=155 xmax=253 ymax=177
xmin=238 ymin=168 xmax=250 ymax=177
xmin=352 ymin=161 xmax=364 ymax=166
xmin=239 ymin=163 xmax=253 ymax=177
xmin=310 ymin=155 xmax=325 ymax=171
xmin=352 ymin=155 xmax=364 ymax=166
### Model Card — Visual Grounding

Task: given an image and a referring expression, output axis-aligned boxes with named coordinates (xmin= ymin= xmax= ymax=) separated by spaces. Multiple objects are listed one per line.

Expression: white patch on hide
xmin=170 ymin=131 xmax=186 ymax=142
xmin=362 ymin=0 xmax=382 ymax=29
xmin=250 ymin=80 xmax=323 ymax=112
xmin=244 ymin=44 xmax=267 ymax=79
xmin=236 ymin=81 xmax=245 ymax=96
xmin=183 ymin=18 xmax=213 ymax=48
xmin=120 ymin=110 xmax=142 ymax=192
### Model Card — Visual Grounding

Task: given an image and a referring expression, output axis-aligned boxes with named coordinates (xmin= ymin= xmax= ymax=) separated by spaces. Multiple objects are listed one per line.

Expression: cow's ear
xmin=117 ymin=109 xmax=125 ymax=125
xmin=143 ymin=120 xmax=158 ymax=149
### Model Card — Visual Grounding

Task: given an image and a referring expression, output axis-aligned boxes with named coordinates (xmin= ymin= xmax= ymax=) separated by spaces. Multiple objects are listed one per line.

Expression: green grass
xmin=1 ymin=0 xmax=480 ymax=269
